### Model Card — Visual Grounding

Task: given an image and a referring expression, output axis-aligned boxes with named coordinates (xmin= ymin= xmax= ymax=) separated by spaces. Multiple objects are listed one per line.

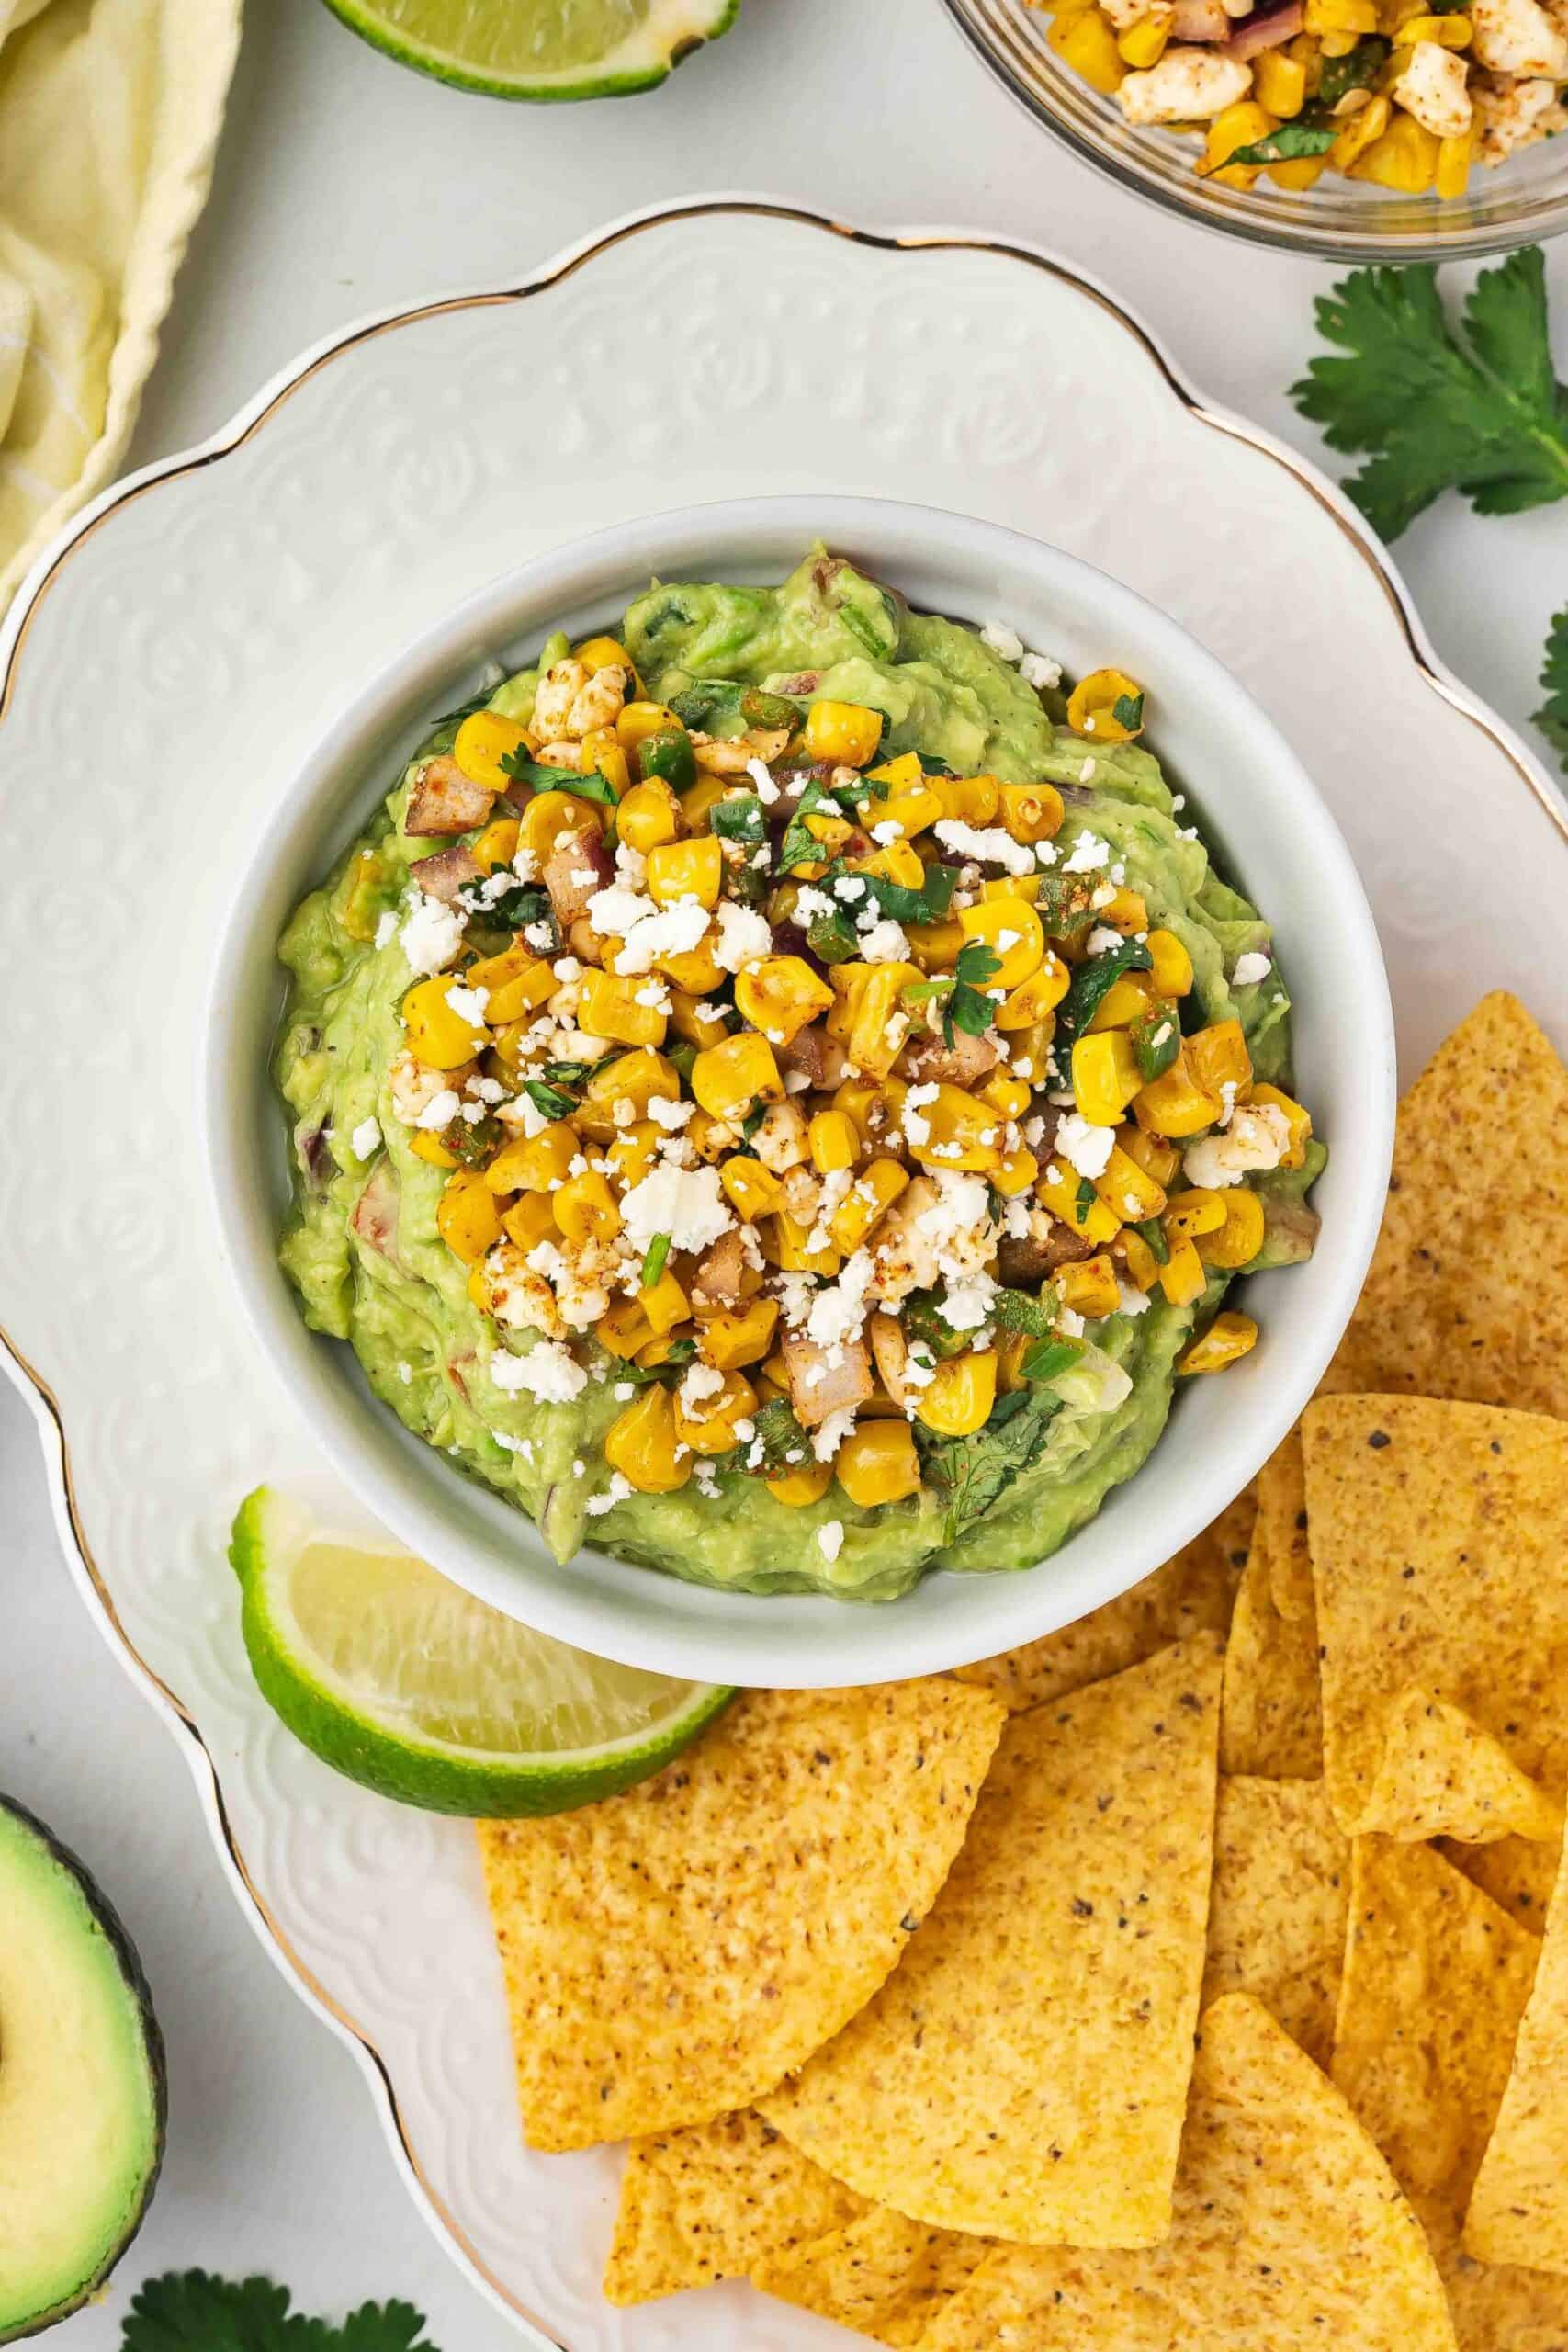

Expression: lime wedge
xmin=320 ymin=0 xmax=739 ymax=98
xmin=229 ymin=1489 xmax=732 ymax=1815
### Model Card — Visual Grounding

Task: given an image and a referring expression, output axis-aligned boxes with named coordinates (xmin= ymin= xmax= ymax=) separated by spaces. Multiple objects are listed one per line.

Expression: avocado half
xmin=0 ymin=1797 xmax=165 ymax=2341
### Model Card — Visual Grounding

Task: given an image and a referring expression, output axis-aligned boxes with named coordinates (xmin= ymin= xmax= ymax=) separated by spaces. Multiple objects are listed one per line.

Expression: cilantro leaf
xmin=499 ymin=748 xmax=618 ymax=806
xmin=777 ymin=777 xmax=836 ymax=874
xmin=1537 ymin=605 xmax=1568 ymax=769
xmin=617 ymin=1335 xmax=698 ymax=1386
xmin=1053 ymin=935 xmax=1153 ymax=1057
xmin=1111 ymin=689 xmax=1146 ymax=731
xmin=121 ymin=2272 xmax=438 ymax=2352
xmin=455 ymin=876 xmax=552 ymax=935
xmin=949 ymin=940 xmax=1002 ymax=1041
xmin=525 ymin=1078 xmax=580 ymax=1122
xmin=710 ymin=792 xmax=767 ymax=845
xmin=1222 ymin=122 xmax=1335 ymax=169
xmin=1291 ymin=250 xmax=1568 ymax=542
xmin=917 ymin=1387 xmax=1062 ymax=1540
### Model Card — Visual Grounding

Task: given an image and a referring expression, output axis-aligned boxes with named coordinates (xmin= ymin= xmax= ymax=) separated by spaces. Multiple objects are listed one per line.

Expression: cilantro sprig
xmin=1538 ymin=607 xmax=1568 ymax=771
xmin=1291 ymin=249 xmax=1568 ymax=543
xmin=120 ymin=2271 xmax=439 ymax=2351
xmin=906 ymin=940 xmax=1002 ymax=1046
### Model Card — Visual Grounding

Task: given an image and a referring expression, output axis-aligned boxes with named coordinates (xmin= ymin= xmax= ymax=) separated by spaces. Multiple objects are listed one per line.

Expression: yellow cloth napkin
xmin=0 ymin=0 xmax=239 ymax=605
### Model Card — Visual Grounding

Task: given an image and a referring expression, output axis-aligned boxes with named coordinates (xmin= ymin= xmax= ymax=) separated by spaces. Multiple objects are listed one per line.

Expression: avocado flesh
xmin=0 ymin=1799 xmax=164 ymax=2343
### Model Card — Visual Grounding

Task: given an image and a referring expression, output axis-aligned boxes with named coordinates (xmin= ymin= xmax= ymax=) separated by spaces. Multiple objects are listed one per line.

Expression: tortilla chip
xmin=952 ymin=1484 xmax=1252 ymax=1713
xmin=1258 ymin=1429 xmax=1314 ymax=1625
xmin=1443 ymin=1831 xmax=1564 ymax=1929
xmin=1322 ymin=994 xmax=1568 ymax=1419
xmin=1325 ymin=1835 xmax=1566 ymax=2347
xmin=918 ymin=1995 xmax=1455 ymax=2351
xmin=1303 ymin=1396 xmax=1568 ymax=1840
xmin=1330 ymin=1837 xmax=1540 ymax=2223
xmin=1202 ymin=1776 xmax=1350 ymax=2069
xmin=761 ymin=1635 xmax=1223 ymax=2247
xmin=478 ymin=1680 xmax=1006 ymax=2151
xmin=752 ymin=2205 xmax=989 ymax=2346
xmin=1220 ymin=1524 xmax=1323 ymax=1778
xmin=1442 ymin=2241 xmax=1568 ymax=2351
xmin=1466 ymin=1839 xmax=1568 ymax=2272
xmin=1361 ymin=1687 xmax=1564 ymax=1846
xmin=603 ymin=2109 xmax=866 ymax=2304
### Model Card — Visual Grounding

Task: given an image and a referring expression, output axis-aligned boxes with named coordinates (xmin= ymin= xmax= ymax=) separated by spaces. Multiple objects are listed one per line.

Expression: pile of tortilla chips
xmin=477 ymin=991 xmax=1568 ymax=2348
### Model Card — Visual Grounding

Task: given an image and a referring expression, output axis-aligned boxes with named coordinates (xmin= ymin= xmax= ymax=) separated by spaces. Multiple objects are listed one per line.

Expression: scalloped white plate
xmin=4 ymin=198 xmax=1565 ymax=2347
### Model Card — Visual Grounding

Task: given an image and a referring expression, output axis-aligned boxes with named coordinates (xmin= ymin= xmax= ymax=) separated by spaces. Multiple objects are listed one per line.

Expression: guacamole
xmin=274 ymin=551 xmax=1322 ymax=1601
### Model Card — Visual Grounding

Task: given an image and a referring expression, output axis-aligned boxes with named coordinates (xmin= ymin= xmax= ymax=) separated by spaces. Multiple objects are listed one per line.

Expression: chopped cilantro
xmin=1111 ymin=689 xmax=1146 ymax=732
xmin=1291 ymin=249 xmax=1568 ymax=542
xmin=917 ymin=1386 xmax=1062 ymax=1539
xmin=524 ymin=1079 xmax=579 ymax=1123
xmin=1537 ymin=606 xmax=1568 ymax=770
xmin=813 ymin=856 xmax=959 ymax=930
xmin=1075 ymin=1174 xmax=1099 ymax=1211
xmin=499 ymin=747 xmax=618 ymax=805
xmin=777 ymin=777 xmax=838 ymax=874
xmin=120 ymin=2271 xmax=439 ymax=2352
xmin=456 ymin=876 xmax=552 ymax=936
xmin=905 ymin=941 xmax=1001 ymax=1048
xmin=667 ymin=1039 xmax=699 ymax=1082
xmin=1054 ymin=936 xmax=1153 ymax=1055
xmin=740 ymin=1102 xmax=768 ymax=1141
xmin=947 ymin=940 xmax=1003 ymax=1045
xmin=1136 ymin=1215 xmax=1170 ymax=1265
xmin=710 ymin=792 xmax=767 ymax=844
xmin=613 ymin=1336 xmax=699 ymax=1388
xmin=542 ymin=1058 xmax=595 ymax=1087
xmin=1220 ymin=121 xmax=1336 ymax=169
xmin=640 ymin=1233 xmax=672 ymax=1288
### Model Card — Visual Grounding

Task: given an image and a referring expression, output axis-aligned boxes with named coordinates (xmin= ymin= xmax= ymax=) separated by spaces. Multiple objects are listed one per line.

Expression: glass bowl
xmin=944 ymin=0 xmax=1568 ymax=258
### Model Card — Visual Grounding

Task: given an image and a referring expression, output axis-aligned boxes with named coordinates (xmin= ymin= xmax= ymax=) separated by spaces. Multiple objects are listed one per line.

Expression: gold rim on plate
xmin=1 ymin=198 xmax=1562 ymax=2346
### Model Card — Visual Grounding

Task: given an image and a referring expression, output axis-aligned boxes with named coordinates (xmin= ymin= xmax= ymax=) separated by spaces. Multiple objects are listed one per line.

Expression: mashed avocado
xmin=274 ymin=553 xmax=1321 ymax=1601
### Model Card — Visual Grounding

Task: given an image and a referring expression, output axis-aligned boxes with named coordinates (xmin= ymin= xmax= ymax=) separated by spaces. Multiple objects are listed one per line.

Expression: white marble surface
xmin=4 ymin=0 xmax=1564 ymax=2341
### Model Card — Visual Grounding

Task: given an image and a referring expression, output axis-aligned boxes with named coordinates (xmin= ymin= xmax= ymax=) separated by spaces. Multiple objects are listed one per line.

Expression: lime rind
xmin=320 ymin=0 xmax=740 ymax=100
xmin=229 ymin=1488 xmax=732 ymax=1816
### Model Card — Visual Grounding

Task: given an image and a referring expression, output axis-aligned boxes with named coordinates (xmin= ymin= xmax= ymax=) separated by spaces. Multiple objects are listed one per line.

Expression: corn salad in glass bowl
xmin=1030 ymin=0 xmax=1563 ymax=199
xmin=271 ymin=553 xmax=1322 ymax=1603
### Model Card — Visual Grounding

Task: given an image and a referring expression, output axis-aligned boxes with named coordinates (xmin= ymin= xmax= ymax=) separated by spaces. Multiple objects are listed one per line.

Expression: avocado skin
xmin=0 ymin=1796 xmax=167 ymax=2344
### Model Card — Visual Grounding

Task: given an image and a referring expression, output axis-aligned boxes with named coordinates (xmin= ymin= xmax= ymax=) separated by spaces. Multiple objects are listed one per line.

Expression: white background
xmin=4 ymin=0 xmax=1564 ymax=2342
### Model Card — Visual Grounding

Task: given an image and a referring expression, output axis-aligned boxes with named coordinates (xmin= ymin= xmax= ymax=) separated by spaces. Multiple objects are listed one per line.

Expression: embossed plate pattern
xmin=3 ymin=199 xmax=1565 ymax=2346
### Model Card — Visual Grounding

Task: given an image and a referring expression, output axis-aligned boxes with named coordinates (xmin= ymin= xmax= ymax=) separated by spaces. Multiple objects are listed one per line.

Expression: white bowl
xmin=204 ymin=494 xmax=1394 ymax=1690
